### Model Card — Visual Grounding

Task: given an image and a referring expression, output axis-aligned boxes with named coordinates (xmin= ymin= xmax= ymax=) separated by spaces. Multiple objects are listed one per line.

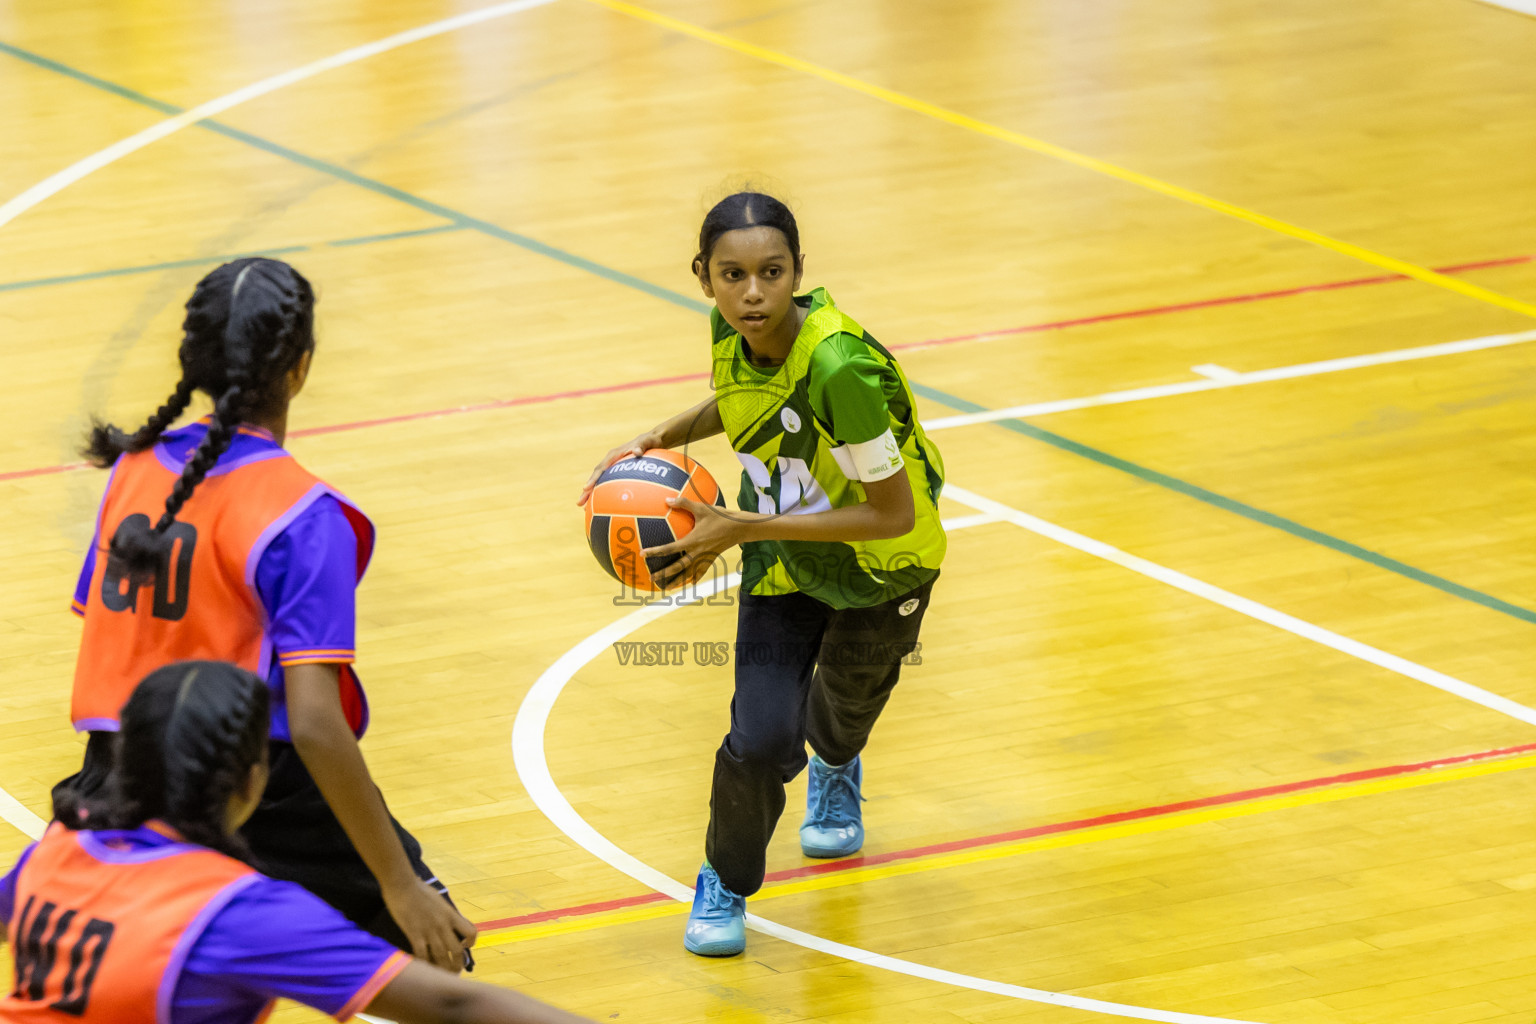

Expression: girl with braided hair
xmin=579 ymin=193 xmax=944 ymax=957
xmin=2 ymin=662 xmax=592 ymax=1024
xmin=61 ymin=257 xmax=476 ymax=973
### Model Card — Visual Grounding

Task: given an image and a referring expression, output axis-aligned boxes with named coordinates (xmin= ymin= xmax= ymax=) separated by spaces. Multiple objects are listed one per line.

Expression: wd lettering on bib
xmin=2 ymin=824 xmax=261 ymax=1023
xmin=72 ymin=441 xmax=374 ymax=738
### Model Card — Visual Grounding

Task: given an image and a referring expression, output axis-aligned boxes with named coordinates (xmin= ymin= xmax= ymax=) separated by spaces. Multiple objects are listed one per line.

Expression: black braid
xmin=82 ymin=379 xmax=198 ymax=468
xmin=57 ymin=662 xmax=270 ymax=864
xmin=161 ymin=669 xmax=265 ymax=860
xmin=153 ymin=384 xmax=245 ymax=534
xmin=100 ymin=258 xmax=316 ymax=587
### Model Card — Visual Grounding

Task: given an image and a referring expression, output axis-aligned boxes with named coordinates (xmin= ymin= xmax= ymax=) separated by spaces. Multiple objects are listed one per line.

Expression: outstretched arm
xmin=368 ymin=961 xmax=593 ymax=1024
xmin=286 ymin=664 xmax=476 ymax=972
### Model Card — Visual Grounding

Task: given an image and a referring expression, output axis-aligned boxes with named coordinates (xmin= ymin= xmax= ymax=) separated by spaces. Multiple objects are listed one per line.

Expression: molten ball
xmin=585 ymin=449 xmax=727 ymax=592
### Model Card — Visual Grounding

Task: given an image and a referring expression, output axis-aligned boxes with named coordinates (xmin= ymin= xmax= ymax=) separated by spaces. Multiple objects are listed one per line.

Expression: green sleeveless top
xmin=711 ymin=287 xmax=946 ymax=609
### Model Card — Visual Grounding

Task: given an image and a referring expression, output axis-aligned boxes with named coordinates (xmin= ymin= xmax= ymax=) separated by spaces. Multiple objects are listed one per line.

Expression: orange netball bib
xmin=71 ymin=440 xmax=373 ymax=734
xmin=1 ymin=824 xmax=261 ymax=1024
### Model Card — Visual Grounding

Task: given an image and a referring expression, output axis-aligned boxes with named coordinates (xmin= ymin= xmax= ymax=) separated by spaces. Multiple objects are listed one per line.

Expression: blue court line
xmin=0 ymin=225 xmax=465 ymax=293
xmin=0 ymin=40 xmax=710 ymax=316
xmin=4 ymin=39 xmax=1529 ymax=626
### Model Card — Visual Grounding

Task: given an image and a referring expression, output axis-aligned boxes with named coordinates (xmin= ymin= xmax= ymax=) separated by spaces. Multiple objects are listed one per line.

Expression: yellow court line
xmin=478 ymin=749 xmax=1536 ymax=948
xmin=579 ymin=0 xmax=1536 ymax=321
xmin=480 ymin=900 xmax=687 ymax=946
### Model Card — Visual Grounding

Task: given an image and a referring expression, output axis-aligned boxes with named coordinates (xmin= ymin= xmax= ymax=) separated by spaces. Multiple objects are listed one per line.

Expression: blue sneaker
xmin=801 ymin=754 xmax=864 ymax=857
xmin=683 ymin=864 xmax=745 ymax=956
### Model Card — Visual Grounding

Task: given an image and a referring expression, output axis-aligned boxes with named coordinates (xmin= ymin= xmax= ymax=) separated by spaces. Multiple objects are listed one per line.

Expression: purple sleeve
xmin=72 ymin=535 xmax=98 ymax=616
xmin=0 ymin=844 xmax=38 ymax=929
xmin=172 ymin=877 xmax=408 ymax=1024
xmin=254 ymin=494 xmax=359 ymax=667
xmin=74 ymin=461 xmax=117 ymax=617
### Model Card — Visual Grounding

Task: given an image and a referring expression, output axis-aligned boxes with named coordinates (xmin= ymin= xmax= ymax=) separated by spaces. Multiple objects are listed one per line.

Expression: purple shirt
xmin=0 ymin=828 xmax=408 ymax=1023
xmin=74 ymin=422 xmax=364 ymax=741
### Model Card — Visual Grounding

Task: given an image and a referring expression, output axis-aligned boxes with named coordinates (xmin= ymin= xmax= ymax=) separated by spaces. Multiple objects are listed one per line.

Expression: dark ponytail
xmin=96 ymin=258 xmax=316 ymax=586
xmin=54 ymin=661 xmax=270 ymax=861
xmin=693 ymin=191 xmax=801 ymax=275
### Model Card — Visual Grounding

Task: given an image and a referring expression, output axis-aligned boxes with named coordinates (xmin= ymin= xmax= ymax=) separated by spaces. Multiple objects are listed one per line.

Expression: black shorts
xmin=56 ymin=734 xmax=469 ymax=966
xmin=240 ymin=741 xmax=447 ymax=952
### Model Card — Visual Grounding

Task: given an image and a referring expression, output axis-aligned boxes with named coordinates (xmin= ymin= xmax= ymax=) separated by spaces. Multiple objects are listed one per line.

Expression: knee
xmin=722 ymin=727 xmax=803 ymax=773
xmin=816 ymin=662 xmax=899 ymax=710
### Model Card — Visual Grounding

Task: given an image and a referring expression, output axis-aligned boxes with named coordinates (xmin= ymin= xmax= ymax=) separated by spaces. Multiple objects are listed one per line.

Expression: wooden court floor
xmin=4 ymin=1 xmax=1536 ymax=1021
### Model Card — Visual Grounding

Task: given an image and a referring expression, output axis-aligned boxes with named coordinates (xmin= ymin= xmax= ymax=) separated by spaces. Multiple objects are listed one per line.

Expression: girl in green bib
xmin=578 ymin=192 xmax=945 ymax=957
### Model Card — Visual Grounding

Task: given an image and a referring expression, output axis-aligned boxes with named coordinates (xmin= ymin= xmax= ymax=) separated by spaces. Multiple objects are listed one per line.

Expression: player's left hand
xmin=643 ymin=495 xmax=744 ymax=589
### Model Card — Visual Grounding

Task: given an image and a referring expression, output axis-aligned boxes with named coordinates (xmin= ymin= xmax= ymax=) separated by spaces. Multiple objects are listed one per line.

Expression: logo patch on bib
xmin=898 ymin=598 xmax=920 ymax=617
xmin=781 ymin=407 xmax=802 ymax=433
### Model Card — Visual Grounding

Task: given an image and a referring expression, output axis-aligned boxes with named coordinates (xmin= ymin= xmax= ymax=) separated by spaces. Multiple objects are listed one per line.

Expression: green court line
xmin=5 ymin=38 xmax=1530 ymax=627
xmin=0 ymin=225 xmax=464 ymax=293
xmin=324 ymin=224 xmax=465 ymax=247
xmin=0 ymin=39 xmax=183 ymax=114
xmin=0 ymin=246 xmax=303 ymax=293
xmin=0 ymin=40 xmax=711 ymax=316
xmin=907 ymin=382 xmax=1536 ymax=625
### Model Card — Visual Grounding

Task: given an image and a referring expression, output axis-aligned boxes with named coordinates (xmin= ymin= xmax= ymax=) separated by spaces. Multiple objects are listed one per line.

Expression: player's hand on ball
xmin=645 ymin=495 xmax=740 ymax=588
xmin=577 ymin=431 xmax=666 ymax=506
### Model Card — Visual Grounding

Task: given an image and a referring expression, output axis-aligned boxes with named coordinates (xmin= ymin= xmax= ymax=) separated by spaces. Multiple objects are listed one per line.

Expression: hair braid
xmin=153 ymin=383 xmax=244 ymax=534
xmin=83 ymin=379 xmax=198 ymax=468
xmin=58 ymin=662 xmax=270 ymax=864
xmin=101 ymin=258 xmax=314 ymax=587
xmin=162 ymin=680 xmax=262 ymax=859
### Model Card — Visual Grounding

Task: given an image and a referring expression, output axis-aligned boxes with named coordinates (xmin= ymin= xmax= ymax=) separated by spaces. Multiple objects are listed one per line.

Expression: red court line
xmin=896 ymin=253 xmax=1536 ymax=352
xmin=477 ymin=891 xmax=672 ymax=931
xmin=0 ymin=374 xmax=715 ymax=482
xmin=288 ymin=372 xmax=711 ymax=439
xmin=0 ymin=462 xmax=88 ymax=482
xmin=4 ymin=250 xmax=1530 ymax=485
xmin=473 ymin=740 xmax=1536 ymax=933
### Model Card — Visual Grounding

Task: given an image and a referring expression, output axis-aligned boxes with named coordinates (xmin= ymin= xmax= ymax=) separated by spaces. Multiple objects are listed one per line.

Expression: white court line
xmin=1 ymin=773 xmax=387 ymax=1024
xmin=0 ymin=0 xmax=560 ymax=233
xmin=0 ymin=0 xmax=559 ymax=815
xmin=932 ymin=511 xmax=1000 ymax=531
xmin=1 ymin=8 xmax=560 ymax=1018
xmin=0 ymin=0 xmax=562 ymax=846
xmin=1190 ymin=363 xmax=1240 ymax=381
xmin=0 ymin=787 xmax=46 ymax=840
xmin=941 ymin=484 xmax=1536 ymax=727
xmin=513 ymin=495 xmax=1535 ymax=1020
xmin=923 ymin=328 xmax=1536 ymax=430
xmin=513 ymin=513 xmax=1262 ymax=1023
xmin=1476 ymin=0 xmax=1536 ymax=15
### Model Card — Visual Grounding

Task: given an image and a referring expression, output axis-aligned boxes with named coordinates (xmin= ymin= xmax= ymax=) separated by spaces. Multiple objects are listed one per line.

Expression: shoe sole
xmin=800 ymin=829 xmax=863 ymax=858
xmin=684 ymin=937 xmax=745 ymax=956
